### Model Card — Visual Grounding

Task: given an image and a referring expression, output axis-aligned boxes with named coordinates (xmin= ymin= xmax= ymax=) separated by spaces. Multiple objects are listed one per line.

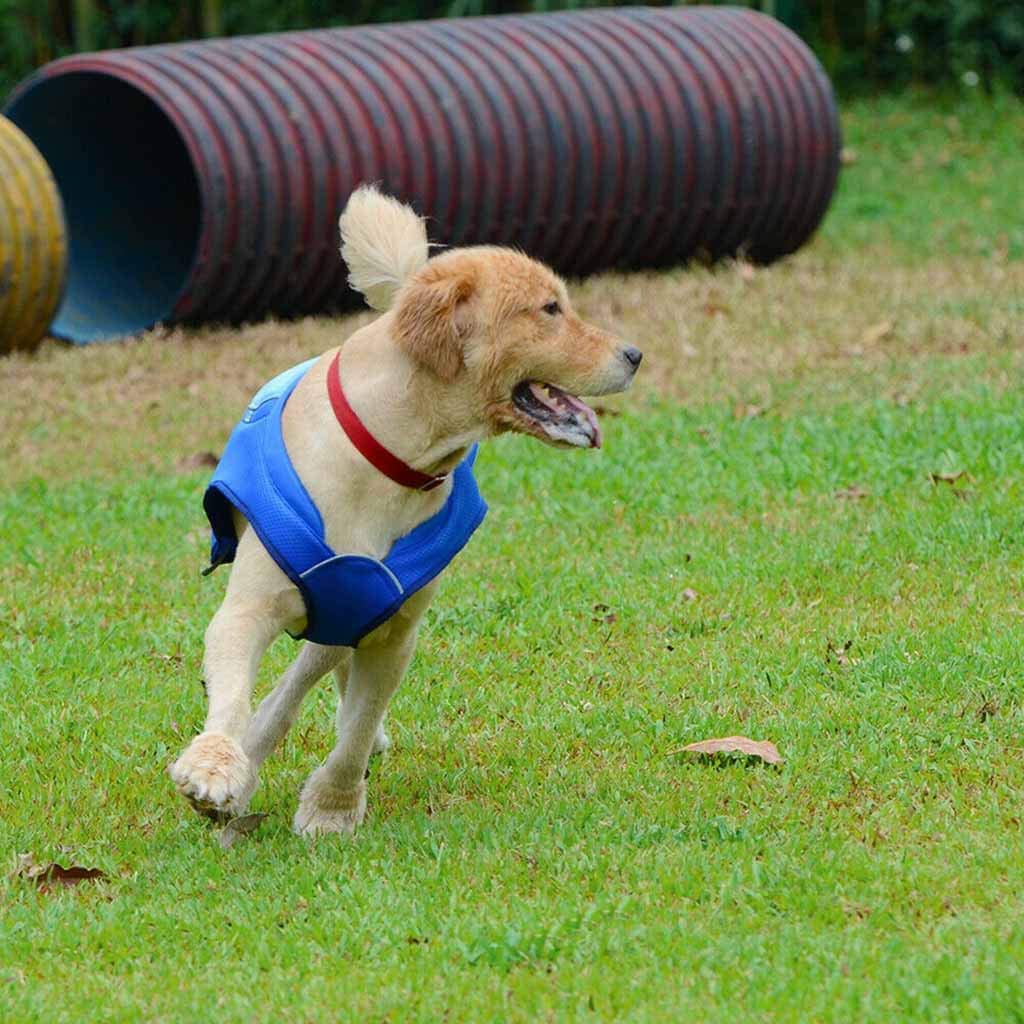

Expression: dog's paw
xmin=169 ymin=732 xmax=256 ymax=817
xmin=293 ymin=773 xmax=367 ymax=838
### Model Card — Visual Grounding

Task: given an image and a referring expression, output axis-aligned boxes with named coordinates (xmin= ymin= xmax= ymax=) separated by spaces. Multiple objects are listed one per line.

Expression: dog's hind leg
xmin=333 ymin=661 xmax=391 ymax=757
xmin=294 ymin=630 xmax=416 ymax=837
xmin=293 ymin=582 xmax=437 ymax=837
xmin=244 ymin=643 xmax=351 ymax=771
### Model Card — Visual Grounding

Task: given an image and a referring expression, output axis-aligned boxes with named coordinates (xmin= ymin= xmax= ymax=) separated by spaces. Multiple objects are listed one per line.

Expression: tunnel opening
xmin=5 ymin=71 xmax=200 ymax=344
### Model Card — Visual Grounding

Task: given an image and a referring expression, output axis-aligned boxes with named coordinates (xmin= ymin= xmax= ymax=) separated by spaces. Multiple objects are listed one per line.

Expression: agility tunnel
xmin=0 ymin=115 xmax=67 ymax=353
xmin=3 ymin=6 xmax=840 ymax=345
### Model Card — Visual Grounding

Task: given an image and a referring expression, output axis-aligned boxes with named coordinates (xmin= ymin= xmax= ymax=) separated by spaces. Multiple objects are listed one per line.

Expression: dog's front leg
xmin=169 ymin=596 xmax=280 ymax=816
xmin=293 ymin=583 xmax=437 ymax=837
xmin=171 ymin=534 xmax=304 ymax=818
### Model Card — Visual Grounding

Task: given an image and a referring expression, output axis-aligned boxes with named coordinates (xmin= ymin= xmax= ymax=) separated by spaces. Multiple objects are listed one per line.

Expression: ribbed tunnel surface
xmin=6 ymin=73 xmax=200 ymax=343
xmin=4 ymin=6 xmax=840 ymax=344
xmin=0 ymin=115 xmax=67 ymax=352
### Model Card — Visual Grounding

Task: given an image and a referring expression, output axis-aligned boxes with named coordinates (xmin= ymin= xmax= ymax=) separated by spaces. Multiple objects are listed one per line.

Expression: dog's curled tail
xmin=339 ymin=185 xmax=429 ymax=312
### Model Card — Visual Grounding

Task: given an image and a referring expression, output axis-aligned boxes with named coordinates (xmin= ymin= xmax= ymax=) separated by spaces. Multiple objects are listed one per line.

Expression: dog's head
xmin=391 ymin=247 xmax=641 ymax=449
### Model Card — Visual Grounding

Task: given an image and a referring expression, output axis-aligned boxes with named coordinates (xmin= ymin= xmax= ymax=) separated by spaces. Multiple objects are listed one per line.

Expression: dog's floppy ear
xmin=393 ymin=266 xmax=475 ymax=381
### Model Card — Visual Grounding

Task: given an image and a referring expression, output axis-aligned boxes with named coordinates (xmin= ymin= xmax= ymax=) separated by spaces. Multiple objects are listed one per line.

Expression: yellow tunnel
xmin=0 ymin=114 xmax=67 ymax=354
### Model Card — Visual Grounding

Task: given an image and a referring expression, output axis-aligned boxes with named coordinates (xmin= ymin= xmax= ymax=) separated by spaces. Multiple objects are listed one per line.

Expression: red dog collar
xmin=327 ymin=350 xmax=447 ymax=492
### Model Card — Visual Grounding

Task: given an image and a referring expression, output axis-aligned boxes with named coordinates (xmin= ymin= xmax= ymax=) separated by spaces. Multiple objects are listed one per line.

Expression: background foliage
xmin=2 ymin=1 xmax=1023 ymax=100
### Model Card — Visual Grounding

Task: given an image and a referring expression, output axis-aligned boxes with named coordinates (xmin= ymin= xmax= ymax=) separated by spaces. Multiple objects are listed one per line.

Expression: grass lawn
xmin=2 ymin=93 xmax=1023 ymax=1022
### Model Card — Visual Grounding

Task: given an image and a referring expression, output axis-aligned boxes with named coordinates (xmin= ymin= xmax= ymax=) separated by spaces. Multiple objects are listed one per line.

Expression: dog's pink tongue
xmin=560 ymin=391 xmax=603 ymax=449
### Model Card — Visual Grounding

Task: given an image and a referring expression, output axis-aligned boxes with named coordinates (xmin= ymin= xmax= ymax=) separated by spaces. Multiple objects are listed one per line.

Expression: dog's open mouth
xmin=511 ymin=381 xmax=602 ymax=449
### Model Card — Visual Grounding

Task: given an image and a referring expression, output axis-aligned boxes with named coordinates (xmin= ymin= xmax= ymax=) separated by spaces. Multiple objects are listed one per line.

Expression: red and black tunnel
xmin=3 ymin=6 xmax=840 ymax=344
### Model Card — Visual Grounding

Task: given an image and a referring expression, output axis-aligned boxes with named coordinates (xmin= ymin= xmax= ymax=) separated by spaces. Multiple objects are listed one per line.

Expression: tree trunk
xmin=201 ymin=0 xmax=224 ymax=38
xmin=72 ymin=0 xmax=98 ymax=52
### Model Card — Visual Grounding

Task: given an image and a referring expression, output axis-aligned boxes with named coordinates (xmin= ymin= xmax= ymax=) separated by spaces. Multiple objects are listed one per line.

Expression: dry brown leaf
xmin=826 ymin=639 xmax=856 ymax=667
xmin=861 ymin=320 xmax=894 ymax=346
xmin=14 ymin=852 xmax=40 ymax=878
xmin=733 ymin=403 xmax=767 ymax=421
xmin=17 ymin=855 xmax=107 ymax=892
xmin=226 ymin=812 xmax=267 ymax=833
xmin=676 ymin=735 xmax=783 ymax=766
xmin=976 ymin=696 xmax=998 ymax=722
xmin=39 ymin=865 xmax=106 ymax=889
xmin=835 ymin=484 xmax=870 ymax=501
xmin=177 ymin=451 xmax=219 ymax=473
xmin=218 ymin=812 xmax=269 ymax=849
xmin=929 ymin=470 xmax=968 ymax=485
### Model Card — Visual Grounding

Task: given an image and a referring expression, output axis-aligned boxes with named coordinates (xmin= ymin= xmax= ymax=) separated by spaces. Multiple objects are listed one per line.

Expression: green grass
xmin=2 ymin=95 xmax=1024 ymax=1021
xmin=823 ymin=92 xmax=1024 ymax=261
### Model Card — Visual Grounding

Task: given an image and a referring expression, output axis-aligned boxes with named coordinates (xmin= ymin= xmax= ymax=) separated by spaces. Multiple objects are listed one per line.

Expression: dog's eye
xmin=542 ymin=301 xmax=561 ymax=316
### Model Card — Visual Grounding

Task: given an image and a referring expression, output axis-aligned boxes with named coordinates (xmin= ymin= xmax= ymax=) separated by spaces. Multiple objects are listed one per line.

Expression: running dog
xmin=170 ymin=186 xmax=642 ymax=837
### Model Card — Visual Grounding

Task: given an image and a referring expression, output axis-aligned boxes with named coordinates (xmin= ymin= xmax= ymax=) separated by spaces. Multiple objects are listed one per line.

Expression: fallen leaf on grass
xmin=827 ymin=639 xmax=857 ymax=667
xmin=218 ymin=812 xmax=268 ymax=849
xmin=965 ymin=694 xmax=999 ymax=722
xmin=16 ymin=854 xmax=106 ymax=892
xmin=929 ymin=470 xmax=968 ymax=485
xmin=733 ymin=403 xmax=767 ymax=421
xmin=37 ymin=865 xmax=106 ymax=890
xmin=835 ymin=484 xmax=870 ymax=501
xmin=840 ymin=897 xmax=871 ymax=920
xmin=674 ymin=736 xmax=783 ymax=766
xmin=177 ymin=451 xmax=219 ymax=473
xmin=860 ymin=320 xmax=894 ymax=346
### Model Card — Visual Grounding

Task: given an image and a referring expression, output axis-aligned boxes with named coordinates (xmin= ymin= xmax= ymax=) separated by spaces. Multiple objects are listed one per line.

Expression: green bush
xmin=2 ymin=1 xmax=1023 ymax=100
xmin=801 ymin=0 xmax=1024 ymax=94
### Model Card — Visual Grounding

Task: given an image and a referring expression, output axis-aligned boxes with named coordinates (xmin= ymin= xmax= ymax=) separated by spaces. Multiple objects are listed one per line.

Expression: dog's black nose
xmin=622 ymin=346 xmax=643 ymax=369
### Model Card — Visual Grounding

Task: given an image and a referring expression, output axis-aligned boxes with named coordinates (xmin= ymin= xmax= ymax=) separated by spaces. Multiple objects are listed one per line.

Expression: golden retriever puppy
xmin=169 ymin=186 xmax=642 ymax=837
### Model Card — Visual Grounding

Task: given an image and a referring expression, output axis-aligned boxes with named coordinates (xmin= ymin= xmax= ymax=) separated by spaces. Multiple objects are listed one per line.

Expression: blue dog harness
xmin=203 ymin=358 xmax=488 ymax=647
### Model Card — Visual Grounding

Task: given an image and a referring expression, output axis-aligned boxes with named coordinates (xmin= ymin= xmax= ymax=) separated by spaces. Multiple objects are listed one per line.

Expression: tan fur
xmin=170 ymin=189 xmax=641 ymax=837
xmin=339 ymin=184 xmax=429 ymax=311
xmin=393 ymin=261 xmax=477 ymax=381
